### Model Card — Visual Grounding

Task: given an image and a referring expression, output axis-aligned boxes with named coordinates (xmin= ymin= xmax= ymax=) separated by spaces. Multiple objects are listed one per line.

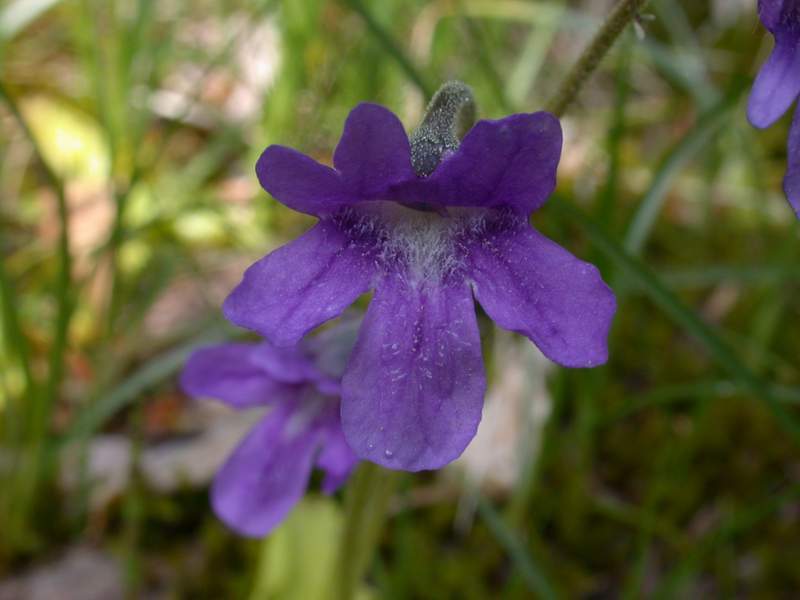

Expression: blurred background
xmin=1 ymin=0 xmax=799 ymax=597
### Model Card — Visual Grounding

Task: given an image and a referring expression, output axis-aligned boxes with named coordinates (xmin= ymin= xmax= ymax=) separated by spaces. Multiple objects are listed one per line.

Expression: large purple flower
xmin=748 ymin=0 xmax=800 ymax=216
xmin=180 ymin=329 xmax=357 ymax=537
xmin=224 ymin=96 xmax=616 ymax=471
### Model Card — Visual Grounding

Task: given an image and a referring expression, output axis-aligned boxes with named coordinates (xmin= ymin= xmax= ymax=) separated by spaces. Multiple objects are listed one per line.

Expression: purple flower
xmin=223 ymin=99 xmax=616 ymax=472
xmin=748 ymin=0 xmax=800 ymax=216
xmin=180 ymin=328 xmax=358 ymax=537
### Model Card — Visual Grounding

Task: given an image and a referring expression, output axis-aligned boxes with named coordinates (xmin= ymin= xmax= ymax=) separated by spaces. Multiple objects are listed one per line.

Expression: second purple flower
xmin=180 ymin=326 xmax=358 ymax=537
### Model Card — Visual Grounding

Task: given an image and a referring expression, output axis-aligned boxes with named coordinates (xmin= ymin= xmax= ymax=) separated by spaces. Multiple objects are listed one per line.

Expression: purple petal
xmin=392 ymin=112 xmax=562 ymax=215
xmin=180 ymin=343 xmax=289 ymax=409
xmin=211 ymin=402 xmax=320 ymax=537
xmin=341 ymin=276 xmax=486 ymax=471
xmin=249 ymin=342 xmax=321 ymax=385
xmin=223 ymin=220 xmax=377 ymax=346
xmin=783 ymin=104 xmax=800 ymax=217
xmin=748 ymin=28 xmax=800 ymax=128
xmin=468 ymin=222 xmax=616 ymax=368
xmin=256 ymin=146 xmax=353 ymax=216
xmin=315 ymin=407 xmax=358 ymax=493
xmin=333 ymin=103 xmax=415 ymax=197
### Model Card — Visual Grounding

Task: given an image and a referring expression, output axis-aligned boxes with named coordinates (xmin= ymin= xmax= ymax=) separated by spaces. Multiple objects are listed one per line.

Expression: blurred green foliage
xmin=1 ymin=0 xmax=800 ymax=597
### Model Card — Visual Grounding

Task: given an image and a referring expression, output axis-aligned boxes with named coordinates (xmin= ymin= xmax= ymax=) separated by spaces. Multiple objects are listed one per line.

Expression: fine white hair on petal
xmin=382 ymin=217 xmax=461 ymax=284
xmin=333 ymin=203 xmax=514 ymax=286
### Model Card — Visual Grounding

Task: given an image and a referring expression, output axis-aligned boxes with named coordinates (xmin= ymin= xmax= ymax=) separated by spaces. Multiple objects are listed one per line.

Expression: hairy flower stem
xmin=546 ymin=0 xmax=649 ymax=117
xmin=335 ymin=463 xmax=398 ymax=600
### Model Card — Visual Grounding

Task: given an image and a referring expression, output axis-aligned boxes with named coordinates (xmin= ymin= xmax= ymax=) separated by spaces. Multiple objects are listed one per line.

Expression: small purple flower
xmin=748 ymin=0 xmax=800 ymax=216
xmin=180 ymin=328 xmax=358 ymax=537
xmin=224 ymin=91 xmax=616 ymax=472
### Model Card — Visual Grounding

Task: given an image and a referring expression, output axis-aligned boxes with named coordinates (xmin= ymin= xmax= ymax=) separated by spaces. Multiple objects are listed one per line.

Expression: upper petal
xmin=748 ymin=27 xmax=800 ymax=128
xmin=333 ymin=103 xmax=415 ymax=198
xmin=468 ymin=221 xmax=616 ymax=368
xmin=211 ymin=403 xmax=320 ymax=537
xmin=392 ymin=112 xmax=562 ymax=215
xmin=223 ymin=220 xmax=377 ymax=346
xmin=783 ymin=104 xmax=800 ymax=217
xmin=341 ymin=276 xmax=486 ymax=471
xmin=256 ymin=145 xmax=353 ymax=216
xmin=180 ymin=343 xmax=290 ymax=409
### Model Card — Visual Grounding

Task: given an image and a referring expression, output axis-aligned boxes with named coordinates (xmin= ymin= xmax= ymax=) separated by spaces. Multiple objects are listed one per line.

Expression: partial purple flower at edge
xmin=224 ymin=101 xmax=616 ymax=472
xmin=180 ymin=329 xmax=358 ymax=537
xmin=748 ymin=0 xmax=800 ymax=217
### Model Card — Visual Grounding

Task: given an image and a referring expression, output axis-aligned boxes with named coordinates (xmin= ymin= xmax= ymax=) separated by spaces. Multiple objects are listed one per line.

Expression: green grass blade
xmin=0 ymin=252 xmax=35 ymax=397
xmin=459 ymin=11 xmax=514 ymax=112
xmin=506 ymin=5 xmax=565 ymax=108
xmin=342 ymin=0 xmax=434 ymax=98
xmin=657 ymin=264 xmax=800 ymax=288
xmin=0 ymin=82 xmax=74 ymax=411
xmin=597 ymin=33 xmax=633 ymax=228
xmin=0 ymin=83 xmax=74 ymax=535
xmin=477 ymin=497 xmax=558 ymax=600
xmin=624 ymin=86 xmax=744 ymax=255
xmin=600 ymin=379 xmax=800 ymax=427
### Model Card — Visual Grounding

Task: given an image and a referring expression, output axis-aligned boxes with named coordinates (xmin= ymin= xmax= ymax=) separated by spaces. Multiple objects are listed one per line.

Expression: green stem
xmin=0 ymin=83 xmax=73 ymax=410
xmin=546 ymin=0 xmax=649 ymax=117
xmin=335 ymin=463 xmax=397 ymax=600
xmin=343 ymin=0 xmax=434 ymax=98
xmin=0 ymin=245 xmax=35 ymax=398
xmin=104 ymin=178 xmax=134 ymax=336
xmin=0 ymin=80 xmax=74 ymax=554
xmin=478 ymin=497 xmax=557 ymax=599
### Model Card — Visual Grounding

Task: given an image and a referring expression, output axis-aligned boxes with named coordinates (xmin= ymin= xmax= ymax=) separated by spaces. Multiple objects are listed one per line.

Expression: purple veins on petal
xmin=467 ymin=217 xmax=616 ymax=368
xmin=223 ymin=220 xmax=377 ymax=347
xmin=341 ymin=275 xmax=486 ymax=472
